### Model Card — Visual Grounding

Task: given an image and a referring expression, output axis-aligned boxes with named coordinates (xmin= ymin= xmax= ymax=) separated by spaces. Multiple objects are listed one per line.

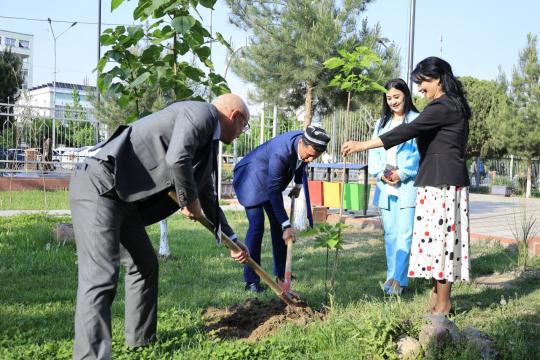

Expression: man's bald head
xmin=212 ymin=94 xmax=250 ymax=144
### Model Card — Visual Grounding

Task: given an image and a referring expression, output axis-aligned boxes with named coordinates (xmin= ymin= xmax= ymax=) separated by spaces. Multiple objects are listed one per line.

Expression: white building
xmin=0 ymin=29 xmax=34 ymax=90
xmin=17 ymin=82 xmax=96 ymax=119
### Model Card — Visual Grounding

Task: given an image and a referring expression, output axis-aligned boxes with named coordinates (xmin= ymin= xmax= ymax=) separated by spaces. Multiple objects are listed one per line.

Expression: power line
xmin=0 ymin=15 xmax=139 ymax=27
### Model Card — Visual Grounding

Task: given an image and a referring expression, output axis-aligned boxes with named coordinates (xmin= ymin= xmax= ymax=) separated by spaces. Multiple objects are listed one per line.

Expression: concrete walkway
xmin=2 ymin=193 xmax=539 ymax=254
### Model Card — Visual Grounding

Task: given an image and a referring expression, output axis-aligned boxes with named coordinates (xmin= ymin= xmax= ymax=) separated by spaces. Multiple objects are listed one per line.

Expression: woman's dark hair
xmin=379 ymin=78 xmax=419 ymax=131
xmin=412 ymin=56 xmax=471 ymax=120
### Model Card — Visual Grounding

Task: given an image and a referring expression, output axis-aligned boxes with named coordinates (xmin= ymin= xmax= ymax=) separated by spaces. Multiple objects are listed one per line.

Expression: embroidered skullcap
xmin=302 ymin=125 xmax=330 ymax=152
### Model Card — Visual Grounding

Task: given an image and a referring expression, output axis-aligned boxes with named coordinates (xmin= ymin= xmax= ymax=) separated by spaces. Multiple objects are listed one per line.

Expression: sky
xmin=1 ymin=0 xmax=539 ymax=109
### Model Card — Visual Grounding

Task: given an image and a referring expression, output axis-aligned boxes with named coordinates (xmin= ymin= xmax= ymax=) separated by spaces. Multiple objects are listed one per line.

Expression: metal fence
xmin=0 ymin=102 xmax=106 ymax=174
xmin=477 ymin=156 xmax=540 ymax=192
xmin=228 ymin=105 xmax=377 ymax=163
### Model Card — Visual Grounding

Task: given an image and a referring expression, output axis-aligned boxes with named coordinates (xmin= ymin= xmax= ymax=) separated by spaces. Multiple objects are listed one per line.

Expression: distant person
xmin=368 ymin=78 xmax=420 ymax=295
xmin=69 ymin=94 xmax=250 ymax=359
xmin=42 ymin=136 xmax=52 ymax=171
xmin=233 ymin=126 xmax=330 ymax=292
xmin=342 ymin=57 xmax=471 ymax=319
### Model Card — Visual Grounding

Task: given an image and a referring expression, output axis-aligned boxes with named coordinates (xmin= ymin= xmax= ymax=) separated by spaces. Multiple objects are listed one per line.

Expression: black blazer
xmin=379 ymin=94 xmax=470 ymax=187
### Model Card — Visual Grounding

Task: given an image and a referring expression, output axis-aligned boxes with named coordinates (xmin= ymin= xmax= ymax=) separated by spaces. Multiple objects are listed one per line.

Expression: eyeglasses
xmin=238 ymin=112 xmax=250 ymax=133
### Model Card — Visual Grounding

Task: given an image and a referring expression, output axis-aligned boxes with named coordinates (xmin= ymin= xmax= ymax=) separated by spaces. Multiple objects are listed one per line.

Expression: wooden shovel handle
xmin=282 ymin=196 xmax=296 ymax=292
xmin=167 ymin=191 xmax=296 ymax=305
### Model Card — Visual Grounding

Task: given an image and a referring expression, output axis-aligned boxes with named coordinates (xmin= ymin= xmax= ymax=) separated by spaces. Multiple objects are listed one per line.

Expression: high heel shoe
xmin=385 ymin=280 xmax=403 ymax=296
xmin=383 ymin=279 xmax=394 ymax=292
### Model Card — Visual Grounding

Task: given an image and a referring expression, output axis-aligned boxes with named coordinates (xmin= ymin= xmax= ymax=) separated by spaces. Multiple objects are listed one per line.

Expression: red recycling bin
xmin=308 ymin=180 xmax=324 ymax=206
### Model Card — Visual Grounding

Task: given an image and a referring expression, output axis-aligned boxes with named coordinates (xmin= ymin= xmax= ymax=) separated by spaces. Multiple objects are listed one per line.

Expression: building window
xmin=19 ymin=40 xmax=30 ymax=49
xmin=5 ymin=38 xmax=16 ymax=47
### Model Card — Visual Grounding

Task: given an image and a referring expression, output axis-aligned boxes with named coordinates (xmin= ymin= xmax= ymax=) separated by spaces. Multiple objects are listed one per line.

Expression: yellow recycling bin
xmin=322 ymin=182 xmax=342 ymax=208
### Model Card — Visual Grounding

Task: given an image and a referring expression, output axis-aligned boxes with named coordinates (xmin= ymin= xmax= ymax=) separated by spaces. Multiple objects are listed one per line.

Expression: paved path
xmin=468 ymin=193 xmax=540 ymax=241
xmin=2 ymin=193 xmax=539 ymax=249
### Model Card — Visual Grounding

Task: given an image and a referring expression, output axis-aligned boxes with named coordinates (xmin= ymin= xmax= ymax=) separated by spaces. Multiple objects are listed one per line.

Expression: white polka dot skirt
xmin=408 ymin=186 xmax=470 ymax=282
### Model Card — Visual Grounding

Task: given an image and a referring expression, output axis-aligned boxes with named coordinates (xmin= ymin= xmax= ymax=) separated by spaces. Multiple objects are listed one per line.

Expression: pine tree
xmin=226 ymin=0 xmax=399 ymax=127
xmin=503 ymin=33 xmax=540 ymax=197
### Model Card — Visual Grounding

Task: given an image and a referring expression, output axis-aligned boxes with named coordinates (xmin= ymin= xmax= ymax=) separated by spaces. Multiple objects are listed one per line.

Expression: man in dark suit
xmin=69 ymin=94 xmax=250 ymax=359
xmin=233 ymin=126 xmax=330 ymax=292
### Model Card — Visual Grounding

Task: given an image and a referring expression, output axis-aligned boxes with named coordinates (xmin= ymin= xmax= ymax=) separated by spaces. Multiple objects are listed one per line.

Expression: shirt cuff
xmin=294 ymin=183 xmax=302 ymax=189
xmin=229 ymin=234 xmax=238 ymax=242
xmin=281 ymin=220 xmax=291 ymax=230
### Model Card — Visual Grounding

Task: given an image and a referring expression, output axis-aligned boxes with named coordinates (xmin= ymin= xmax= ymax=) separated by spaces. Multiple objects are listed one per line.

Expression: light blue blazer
xmin=368 ymin=112 xmax=420 ymax=210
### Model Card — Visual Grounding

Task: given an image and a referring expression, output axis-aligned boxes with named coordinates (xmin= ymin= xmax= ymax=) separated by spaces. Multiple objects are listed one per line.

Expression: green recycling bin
xmin=343 ymin=183 xmax=370 ymax=211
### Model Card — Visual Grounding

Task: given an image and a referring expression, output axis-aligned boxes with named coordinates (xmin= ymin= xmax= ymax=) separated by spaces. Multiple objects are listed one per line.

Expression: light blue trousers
xmin=380 ymin=195 xmax=415 ymax=287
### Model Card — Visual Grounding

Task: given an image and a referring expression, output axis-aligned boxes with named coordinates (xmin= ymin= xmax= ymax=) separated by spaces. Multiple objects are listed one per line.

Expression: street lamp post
xmin=406 ymin=0 xmax=416 ymax=88
xmin=47 ymin=18 xmax=77 ymax=150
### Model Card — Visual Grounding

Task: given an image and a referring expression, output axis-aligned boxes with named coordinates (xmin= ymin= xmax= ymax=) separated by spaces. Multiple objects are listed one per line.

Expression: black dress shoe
xmin=245 ymin=282 xmax=266 ymax=293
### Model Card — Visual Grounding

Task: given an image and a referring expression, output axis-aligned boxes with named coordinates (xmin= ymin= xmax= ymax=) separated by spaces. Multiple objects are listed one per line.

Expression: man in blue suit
xmin=233 ymin=125 xmax=330 ymax=292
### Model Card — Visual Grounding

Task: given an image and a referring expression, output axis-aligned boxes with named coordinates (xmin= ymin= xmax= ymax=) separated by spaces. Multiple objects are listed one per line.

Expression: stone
xmin=52 ymin=222 xmax=75 ymax=243
xmin=396 ymin=335 xmax=421 ymax=359
xmin=419 ymin=314 xmax=460 ymax=350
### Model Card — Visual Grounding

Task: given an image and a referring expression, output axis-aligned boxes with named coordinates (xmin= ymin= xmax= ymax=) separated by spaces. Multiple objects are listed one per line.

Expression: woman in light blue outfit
xmin=369 ymin=78 xmax=419 ymax=295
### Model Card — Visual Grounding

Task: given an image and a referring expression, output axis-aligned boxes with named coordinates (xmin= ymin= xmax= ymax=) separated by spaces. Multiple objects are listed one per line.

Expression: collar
xmin=213 ymin=120 xmax=221 ymax=141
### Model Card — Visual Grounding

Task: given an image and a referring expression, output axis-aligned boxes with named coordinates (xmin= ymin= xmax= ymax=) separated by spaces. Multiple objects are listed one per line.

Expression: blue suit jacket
xmin=233 ymin=131 xmax=305 ymax=225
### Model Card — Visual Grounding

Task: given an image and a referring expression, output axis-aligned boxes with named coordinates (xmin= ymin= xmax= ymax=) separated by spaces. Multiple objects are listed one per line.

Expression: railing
xmin=0 ymin=102 xmax=106 ymax=176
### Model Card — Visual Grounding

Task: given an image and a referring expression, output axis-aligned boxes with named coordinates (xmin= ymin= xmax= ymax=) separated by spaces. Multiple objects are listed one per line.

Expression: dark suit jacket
xmin=233 ymin=131 xmax=305 ymax=225
xmin=91 ymin=101 xmax=234 ymax=231
xmin=379 ymin=94 xmax=470 ymax=187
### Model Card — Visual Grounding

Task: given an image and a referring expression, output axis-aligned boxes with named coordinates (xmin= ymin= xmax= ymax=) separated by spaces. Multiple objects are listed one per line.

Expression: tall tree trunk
xmin=526 ymin=158 xmax=532 ymax=198
xmin=303 ymin=80 xmax=313 ymax=129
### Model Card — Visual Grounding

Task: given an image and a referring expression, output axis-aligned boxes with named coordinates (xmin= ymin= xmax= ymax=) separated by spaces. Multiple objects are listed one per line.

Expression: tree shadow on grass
xmin=471 ymin=245 xmax=518 ymax=276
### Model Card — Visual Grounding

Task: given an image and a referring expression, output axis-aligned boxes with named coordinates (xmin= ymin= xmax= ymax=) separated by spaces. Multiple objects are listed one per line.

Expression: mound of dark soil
xmin=203 ymin=298 xmax=323 ymax=341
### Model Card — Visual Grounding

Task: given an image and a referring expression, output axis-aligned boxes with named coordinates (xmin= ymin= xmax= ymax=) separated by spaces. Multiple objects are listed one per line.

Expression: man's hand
xmin=288 ymin=186 xmax=301 ymax=198
xmin=282 ymin=227 xmax=296 ymax=244
xmin=230 ymin=241 xmax=249 ymax=263
xmin=181 ymin=198 xmax=202 ymax=221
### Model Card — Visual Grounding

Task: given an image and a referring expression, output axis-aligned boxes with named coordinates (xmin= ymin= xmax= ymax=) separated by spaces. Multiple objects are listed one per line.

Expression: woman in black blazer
xmin=342 ymin=57 xmax=471 ymax=318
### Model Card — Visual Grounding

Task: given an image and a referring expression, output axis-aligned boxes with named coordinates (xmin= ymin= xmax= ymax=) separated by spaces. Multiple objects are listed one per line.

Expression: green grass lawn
xmin=0 ymin=190 xmax=70 ymax=210
xmin=0 ymin=190 xmax=229 ymax=210
xmin=0 ymin=212 xmax=539 ymax=359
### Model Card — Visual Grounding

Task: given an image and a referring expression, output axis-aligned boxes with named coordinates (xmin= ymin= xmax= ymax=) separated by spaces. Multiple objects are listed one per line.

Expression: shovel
xmin=167 ymin=191 xmax=303 ymax=307
xmin=279 ymin=195 xmax=296 ymax=294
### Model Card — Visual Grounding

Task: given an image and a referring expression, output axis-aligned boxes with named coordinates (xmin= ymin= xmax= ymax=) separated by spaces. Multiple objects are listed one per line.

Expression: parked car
xmin=0 ymin=148 xmax=26 ymax=170
xmin=0 ymin=147 xmax=7 ymax=169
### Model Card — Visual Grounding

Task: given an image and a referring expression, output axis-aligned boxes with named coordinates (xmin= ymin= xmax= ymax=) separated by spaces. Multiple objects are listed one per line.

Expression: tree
xmin=88 ymin=80 xmax=167 ymax=129
xmin=0 ymin=49 xmax=23 ymax=103
xmin=64 ymin=88 xmax=96 ymax=147
xmin=460 ymin=76 xmax=508 ymax=158
xmin=226 ymin=0 xmax=399 ymax=127
xmin=501 ymin=33 xmax=540 ymax=197
xmin=97 ymin=0 xmax=230 ymax=123
xmin=0 ymin=49 xmax=23 ymax=137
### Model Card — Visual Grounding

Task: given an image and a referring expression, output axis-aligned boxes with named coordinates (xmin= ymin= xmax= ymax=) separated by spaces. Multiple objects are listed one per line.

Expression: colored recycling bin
xmin=322 ymin=181 xmax=342 ymax=208
xmin=343 ymin=183 xmax=371 ymax=211
xmin=307 ymin=180 xmax=324 ymax=206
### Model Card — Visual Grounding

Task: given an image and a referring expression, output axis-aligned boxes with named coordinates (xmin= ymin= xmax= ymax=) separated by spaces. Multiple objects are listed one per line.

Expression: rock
xmin=462 ymin=327 xmax=498 ymax=359
xmin=52 ymin=222 xmax=75 ymax=243
xmin=419 ymin=314 xmax=460 ymax=350
xmin=396 ymin=335 xmax=421 ymax=359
